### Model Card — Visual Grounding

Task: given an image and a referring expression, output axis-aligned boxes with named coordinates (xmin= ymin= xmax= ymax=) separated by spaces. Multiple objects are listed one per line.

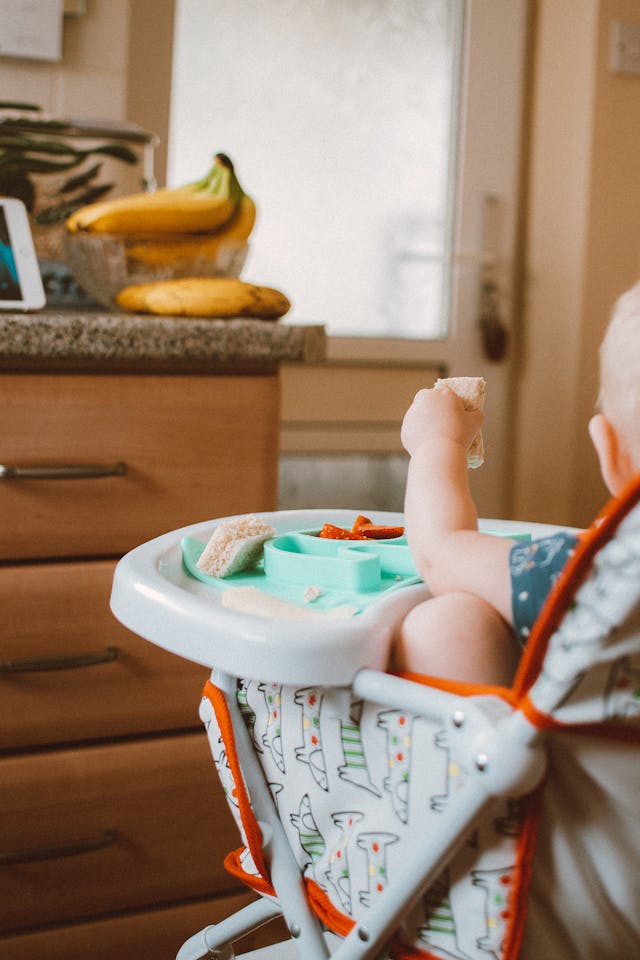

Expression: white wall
xmin=0 ymin=1 xmax=174 ymax=185
xmin=514 ymin=0 xmax=640 ymax=527
xmin=0 ymin=2 xmax=130 ymax=121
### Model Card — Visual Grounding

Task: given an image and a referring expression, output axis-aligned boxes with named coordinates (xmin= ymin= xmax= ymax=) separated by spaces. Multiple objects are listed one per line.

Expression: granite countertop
xmin=0 ymin=310 xmax=326 ymax=373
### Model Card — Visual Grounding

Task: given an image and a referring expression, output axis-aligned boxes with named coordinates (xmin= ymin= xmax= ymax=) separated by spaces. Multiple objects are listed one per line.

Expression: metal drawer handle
xmin=0 ymin=461 xmax=127 ymax=480
xmin=0 ymin=829 xmax=118 ymax=865
xmin=0 ymin=646 xmax=118 ymax=674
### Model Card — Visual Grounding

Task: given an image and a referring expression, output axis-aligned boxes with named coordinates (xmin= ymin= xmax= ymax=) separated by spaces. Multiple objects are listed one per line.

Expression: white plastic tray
xmin=110 ymin=509 xmax=564 ymax=686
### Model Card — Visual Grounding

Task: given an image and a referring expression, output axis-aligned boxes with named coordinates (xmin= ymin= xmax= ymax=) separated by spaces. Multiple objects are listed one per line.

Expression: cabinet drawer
xmin=0 ymin=373 xmax=279 ymax=561
xmin=1 ymin=890 xmax=287 ymax=960
xmin=0 ymin=559 xmax=208 ymax=750
xmin=0 ymin=732 xmax=241 ymax=933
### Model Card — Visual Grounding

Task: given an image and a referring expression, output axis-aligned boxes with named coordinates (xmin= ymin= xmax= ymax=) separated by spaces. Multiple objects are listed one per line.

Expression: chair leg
xmin=214 ymin=669 xmax=332 ymax=960
xmin=176 ymin=898 xmax=283 ymax=960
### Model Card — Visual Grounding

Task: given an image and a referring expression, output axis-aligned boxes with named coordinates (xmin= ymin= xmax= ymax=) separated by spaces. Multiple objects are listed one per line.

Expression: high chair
xmin=110 ymin=477 xmax=640 ymax=960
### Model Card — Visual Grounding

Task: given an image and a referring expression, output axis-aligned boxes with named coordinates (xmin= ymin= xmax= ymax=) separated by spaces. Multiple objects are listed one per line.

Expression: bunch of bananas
xmin=65 ymin=152 xmax=291 ymax=319
xmin=66 ymin=152 xmax=257 ymax=273
xmin=66 ymin=153 xmax=290 ymax=320
xmin=66 ymin=152 xmax=253 ymax=239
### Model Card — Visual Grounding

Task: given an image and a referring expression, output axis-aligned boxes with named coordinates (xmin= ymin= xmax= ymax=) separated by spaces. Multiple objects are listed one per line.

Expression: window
xmin=168 ymin=0 xmax=464 ymax=338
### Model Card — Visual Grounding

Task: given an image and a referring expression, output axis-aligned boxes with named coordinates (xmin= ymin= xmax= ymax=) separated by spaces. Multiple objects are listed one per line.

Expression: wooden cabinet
xmin=0 ymin=373 xmax=279 ymax=560
xmin=1 ymin=892 xmax=281 ymax=960
xmin=0 ymin=371 xmax=280 ymax=956
xmin=2 ymin=735 xmax=237 ymax=931
xmin=0 ymin=560 xmax=210 ymax=750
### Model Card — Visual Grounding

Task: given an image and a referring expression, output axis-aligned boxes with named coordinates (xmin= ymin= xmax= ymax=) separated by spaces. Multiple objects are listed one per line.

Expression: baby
xmin=392 ymin=281 xmax=640 ymax=684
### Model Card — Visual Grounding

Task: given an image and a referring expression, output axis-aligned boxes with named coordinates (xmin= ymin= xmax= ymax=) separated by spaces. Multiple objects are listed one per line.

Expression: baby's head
xmin=590 ymin=281 xmax=640 ymax=494
xmin=599 ymin=283 xmax=640 ymax=460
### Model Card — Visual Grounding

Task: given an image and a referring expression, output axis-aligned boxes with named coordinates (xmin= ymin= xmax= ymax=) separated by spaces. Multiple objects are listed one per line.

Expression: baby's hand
xmin=401 ymin=386 xmax=483 ymax=457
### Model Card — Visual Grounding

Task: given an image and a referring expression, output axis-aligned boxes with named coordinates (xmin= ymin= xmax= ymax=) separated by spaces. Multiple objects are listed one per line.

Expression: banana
xmin=125 ymin=191 xmax=257 ymax=266
xmin=66 ymin=153 xmax=243 ymax=235
xmin=116 ymin=277 xmax=290 ymax=319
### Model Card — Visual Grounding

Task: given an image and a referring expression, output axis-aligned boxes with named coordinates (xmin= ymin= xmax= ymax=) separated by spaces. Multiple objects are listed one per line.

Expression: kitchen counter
xmin=0 ymin=309 xmax=326 ymax=373
xmin=0 ymin=304 xmax=321 ymax=956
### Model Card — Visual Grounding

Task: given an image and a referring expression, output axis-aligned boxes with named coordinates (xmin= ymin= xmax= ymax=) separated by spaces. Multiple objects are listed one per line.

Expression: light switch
xmin=610 ymin=20 xmax=640 ymax=76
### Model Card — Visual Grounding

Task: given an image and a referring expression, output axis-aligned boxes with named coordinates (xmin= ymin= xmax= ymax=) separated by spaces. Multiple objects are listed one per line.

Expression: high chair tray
xmin=110 ymin=509 xmax=551 ymax=685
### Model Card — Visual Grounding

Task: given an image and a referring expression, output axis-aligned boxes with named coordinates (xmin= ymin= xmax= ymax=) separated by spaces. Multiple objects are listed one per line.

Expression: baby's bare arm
xmin=402 ymin=388 xmax=513 ymax=623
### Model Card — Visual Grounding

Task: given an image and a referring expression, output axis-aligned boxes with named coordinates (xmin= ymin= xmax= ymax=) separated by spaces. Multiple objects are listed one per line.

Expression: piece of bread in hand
xmin=434 ymin=376 xmax=486 ymax=468
xmin=196 ymin=515 xmax=276 ymax=578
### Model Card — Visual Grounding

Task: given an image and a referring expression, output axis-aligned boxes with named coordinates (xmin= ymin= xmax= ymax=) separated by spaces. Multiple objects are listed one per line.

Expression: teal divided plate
xmin=181 ymin=529 xmax=421 ymax=614
xmin=263 ymin=531 xmax=419 ymax=590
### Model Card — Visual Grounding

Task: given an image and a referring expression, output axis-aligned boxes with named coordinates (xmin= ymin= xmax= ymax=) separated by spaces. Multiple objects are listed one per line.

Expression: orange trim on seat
xmin=393 ymin=668 xmax=518 ymax=707
xmin=224 ymin=847 xmax=276 ymax=898
xmin=500 ymin=787 xmax=545 ymax=960
xmin=518 ymin=694 xmax=640 ymax=742
xmin=305 ymin=878 xmax=355 ymax=937
xmin=305 ymin=880 xmax=429 ymax=960
xmin=203 ymin=678 xmax=271 ymax=887
xmin=512 ymin=473 xmax=640 ymax=703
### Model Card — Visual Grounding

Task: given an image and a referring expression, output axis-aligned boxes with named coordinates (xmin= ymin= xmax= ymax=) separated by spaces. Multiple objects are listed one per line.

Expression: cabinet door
xmin=0 ymin=559 xmax=209 ymax=750
xmin=0 ymin=373 xmax=279 ymax=561
xmin=0 ymin=732 xmax=242 ymax=932
xmin=1 ymin=891 xmax=288 ymax=960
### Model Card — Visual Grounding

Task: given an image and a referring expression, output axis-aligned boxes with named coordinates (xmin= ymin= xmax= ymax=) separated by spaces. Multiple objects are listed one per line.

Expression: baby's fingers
xmin=401 ymin=386 xmax=483 ymax=455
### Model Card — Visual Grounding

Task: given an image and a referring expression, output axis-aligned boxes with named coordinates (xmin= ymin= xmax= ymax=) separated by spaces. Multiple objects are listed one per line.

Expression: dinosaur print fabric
xmin=200 ymin=683 xmax=532 ymax=960
xmin=199 ymin=484 xmax=640 ymax=960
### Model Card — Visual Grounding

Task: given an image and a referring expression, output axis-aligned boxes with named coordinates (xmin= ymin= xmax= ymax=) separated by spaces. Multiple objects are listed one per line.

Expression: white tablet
xmin=0 ymin=198 xmax=46 ymax=311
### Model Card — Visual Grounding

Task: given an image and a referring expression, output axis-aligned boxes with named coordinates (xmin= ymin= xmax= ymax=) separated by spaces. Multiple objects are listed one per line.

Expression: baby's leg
xmin=392 ymin=592 xmax=521 ymax=686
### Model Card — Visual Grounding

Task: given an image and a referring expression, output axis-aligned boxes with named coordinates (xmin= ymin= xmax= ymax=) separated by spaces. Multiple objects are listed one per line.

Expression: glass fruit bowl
xmin=64 ymin=230 xmax=249 ymax=309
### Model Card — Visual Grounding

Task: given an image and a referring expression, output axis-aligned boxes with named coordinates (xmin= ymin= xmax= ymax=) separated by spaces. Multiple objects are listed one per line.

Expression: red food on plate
xmin=317 ymin=516 xmax=404 ymax=540
xmin=318 ymin=523 xmax=364 ymax=540
xmin=356 ymin=523 xmax=405 ymax=540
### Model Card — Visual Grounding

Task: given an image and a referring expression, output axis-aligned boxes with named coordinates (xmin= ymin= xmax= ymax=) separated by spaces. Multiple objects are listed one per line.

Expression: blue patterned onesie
xmin=510 ymin=532 xmax=579 ymax=642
